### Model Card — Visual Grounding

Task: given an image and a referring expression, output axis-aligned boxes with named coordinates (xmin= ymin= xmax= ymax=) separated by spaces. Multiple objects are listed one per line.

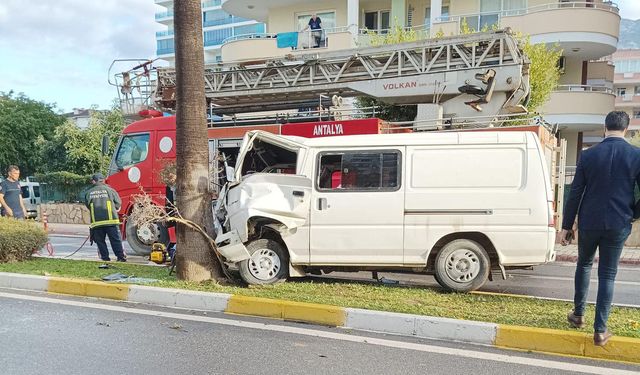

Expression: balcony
xmin=221 ymin=27 xmax=355 ymax=62
xmin=203 ymin=16 xmax=252 ymax=28
xmin=433 ymin=1 xmax=620 ymax=59
xmin=630 ymin=118 xmax=640 ymax=130
xmin=157 ymin=47 xmax=175 ymax=56
xmin=543 ymin=85 xmax=615 ymax=131
xmin=155 ymin=10 xmax=174 ymax=23
xmin=202 ymin=0 xmax=221 ymax=8
xmin=155 ymin=30 xmax=174 ymax=38
xmin=615 ymin=94 xmax=640 ymax=107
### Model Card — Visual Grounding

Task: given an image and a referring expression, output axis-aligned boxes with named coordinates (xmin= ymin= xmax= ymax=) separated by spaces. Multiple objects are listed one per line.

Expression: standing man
xmin=303 ymin=13 xmax=322 ymax=48
xmin=0 ymin=165 xmax=27 ymax=220
xmin=561 ymin=111 xmax=640 ymax=346
xmin=85 ymin=173 xmax=126 ymax=262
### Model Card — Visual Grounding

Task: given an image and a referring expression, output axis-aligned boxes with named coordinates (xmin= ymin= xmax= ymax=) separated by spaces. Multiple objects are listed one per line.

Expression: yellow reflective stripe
xmin=107 ymin=200 xmax=113 ymax=220
xmin=90 ymin=203 xmax=95 ymax=223
xmin=90 ymin=219 xmax=120 ymax=228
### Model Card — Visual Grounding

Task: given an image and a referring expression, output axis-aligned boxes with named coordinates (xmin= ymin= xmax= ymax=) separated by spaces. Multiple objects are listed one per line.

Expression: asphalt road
xmin=1 ymin=289 xmax=638 ymax=375
xmin=42 ymin=235 xmax=640 ymax=307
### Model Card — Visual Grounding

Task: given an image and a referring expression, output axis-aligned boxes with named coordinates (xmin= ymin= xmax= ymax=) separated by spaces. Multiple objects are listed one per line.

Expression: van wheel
xmin=238 ymin=239 xmax=289 ymax=285
xmin=434 ymin=239 xmax=490 ymax=292
xmin=125 ymin=219 xmax=169 ymax=256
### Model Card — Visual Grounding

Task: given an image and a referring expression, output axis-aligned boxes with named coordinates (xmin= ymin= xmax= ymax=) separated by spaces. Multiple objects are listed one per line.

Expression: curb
xmin=1 ymin=272 xmax=638 ymax=364
xmin=556 ymin=254 xmax=640 ymax=266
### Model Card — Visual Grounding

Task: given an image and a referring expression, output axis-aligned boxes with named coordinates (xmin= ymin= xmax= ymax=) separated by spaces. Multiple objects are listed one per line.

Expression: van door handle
xmin=318 ymin=198 xmax=328 ymax=210
xmin=293 ymin=190 xmax=304 ymax=197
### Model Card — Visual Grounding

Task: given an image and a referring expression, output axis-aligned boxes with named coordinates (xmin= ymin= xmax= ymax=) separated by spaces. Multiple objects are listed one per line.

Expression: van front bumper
xmin=214 ymin=229 xmax=250 ymax=263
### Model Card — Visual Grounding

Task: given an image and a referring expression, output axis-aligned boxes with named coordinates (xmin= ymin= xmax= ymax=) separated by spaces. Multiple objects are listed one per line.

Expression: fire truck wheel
xmin=125 ymin=219 xmax=169 ymax=256
xmin=434 ymin=239 xmax=490 ymax=293
xmin=238 ymin=239 xmax=289 ymax=285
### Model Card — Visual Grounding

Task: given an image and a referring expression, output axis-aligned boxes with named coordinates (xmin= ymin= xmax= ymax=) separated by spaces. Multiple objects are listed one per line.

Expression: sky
xmin=0 ymin=0 xmax=639 ymax=113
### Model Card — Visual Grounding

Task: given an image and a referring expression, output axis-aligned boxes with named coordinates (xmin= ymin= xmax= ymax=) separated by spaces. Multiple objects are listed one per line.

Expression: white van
xmin=214 ymin=130 xmax=556 ymax=292
xmin=20 ymin=181 xmax=41 ymax=219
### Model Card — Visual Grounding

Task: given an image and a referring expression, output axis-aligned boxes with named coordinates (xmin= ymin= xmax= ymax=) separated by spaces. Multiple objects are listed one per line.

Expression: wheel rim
xmin=444 ymin=249 xmax=480 ymax=283
xmin=135 ymin=223 xmax=161 ymax=245
xmin=248 ymin=248 xmax=281 ymax=281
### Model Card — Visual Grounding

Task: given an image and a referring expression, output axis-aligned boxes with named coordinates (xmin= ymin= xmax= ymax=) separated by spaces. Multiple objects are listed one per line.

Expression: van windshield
xmin=240 ymin=139 xmax=297 ymax=177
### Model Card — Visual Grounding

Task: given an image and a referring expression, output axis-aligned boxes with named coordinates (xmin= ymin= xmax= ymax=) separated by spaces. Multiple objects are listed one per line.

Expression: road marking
xmin=0 ymin=291 xmax=636 ymax=375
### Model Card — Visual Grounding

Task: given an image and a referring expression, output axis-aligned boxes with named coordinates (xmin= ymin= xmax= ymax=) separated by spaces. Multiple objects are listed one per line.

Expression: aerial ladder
xmin=109 ymin=29 xmax=530 ymax=128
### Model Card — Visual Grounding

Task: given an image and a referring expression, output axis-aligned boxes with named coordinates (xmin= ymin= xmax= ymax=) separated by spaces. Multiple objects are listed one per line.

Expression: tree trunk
xmin=173 ymin=0 xmax=225 ymax=282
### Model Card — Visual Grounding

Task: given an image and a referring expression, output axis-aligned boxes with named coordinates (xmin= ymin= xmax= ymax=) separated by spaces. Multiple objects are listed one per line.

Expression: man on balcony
xmin=303 ymin=13 xmax=323 ymax=48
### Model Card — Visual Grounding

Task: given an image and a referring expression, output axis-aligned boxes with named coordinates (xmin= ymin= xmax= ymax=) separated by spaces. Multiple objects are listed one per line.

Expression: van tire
xmin=238 ymin=239 xmax=289 ymax=285
xmin=125 ymin=219 xmax=169 ymax=256
xmin=434 ymin=239 xmax=490 ymax=292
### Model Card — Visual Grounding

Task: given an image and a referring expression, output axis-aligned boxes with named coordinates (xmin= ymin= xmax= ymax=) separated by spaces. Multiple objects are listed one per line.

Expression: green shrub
xmin=0 ymin=218 xmax=48 ymax=262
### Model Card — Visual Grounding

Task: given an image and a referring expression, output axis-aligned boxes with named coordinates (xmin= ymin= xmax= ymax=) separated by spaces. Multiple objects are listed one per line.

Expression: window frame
xmin=113 ymin=132 xmax=151 ymax=170
xmin=315 ymin=149 xmax=403 ymax=193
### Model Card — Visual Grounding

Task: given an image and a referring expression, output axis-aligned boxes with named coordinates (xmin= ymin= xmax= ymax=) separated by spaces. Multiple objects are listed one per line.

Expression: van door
xmin=309 ymin=148 xmax=405 ymax=265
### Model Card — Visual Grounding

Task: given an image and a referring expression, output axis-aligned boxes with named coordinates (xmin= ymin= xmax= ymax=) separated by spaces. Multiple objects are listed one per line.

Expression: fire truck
xmin=107 ymin=30 xmax=562 ymax=256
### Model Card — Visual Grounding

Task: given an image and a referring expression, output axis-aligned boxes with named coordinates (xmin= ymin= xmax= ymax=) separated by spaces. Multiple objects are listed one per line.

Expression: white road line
xmin=0 ymin=291 xmax=636 ymax=375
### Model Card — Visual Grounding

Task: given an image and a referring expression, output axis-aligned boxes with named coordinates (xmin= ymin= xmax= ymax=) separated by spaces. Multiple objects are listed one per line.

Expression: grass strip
xmin=1 ymin=258 xmax=640 ymax=338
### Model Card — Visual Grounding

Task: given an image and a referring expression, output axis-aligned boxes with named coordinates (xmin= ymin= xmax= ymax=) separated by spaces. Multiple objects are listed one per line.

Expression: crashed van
xmin=213 ymin=130 xmax=556 ymax=292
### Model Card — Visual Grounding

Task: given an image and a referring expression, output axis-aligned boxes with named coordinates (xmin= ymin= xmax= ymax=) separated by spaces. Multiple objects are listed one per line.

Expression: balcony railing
xmin=156 ymin=30 xmax=174 ymax=38
xmin=555 ymin=84 xmax=613 ymax=94
xmin=155 ymin=11 xmax=174 ymax=20
xmin=435 ymin=1 xmax=619 ymax=32
xmin=203 ymin=16 xmax=252 ymax=28
xmin=202 ymin=0 xmax=221 ymax=8
xmin=157 ymin=47 xmax=175 ymax=55
xmin=223 ymin=33 xmax=277 ymax=44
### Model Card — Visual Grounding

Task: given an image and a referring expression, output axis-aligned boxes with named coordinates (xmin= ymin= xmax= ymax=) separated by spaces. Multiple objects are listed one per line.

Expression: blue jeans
xmin=93 ymin=225 xmax=126 ymax=261
xmin=574 ymin=227 xmax=630 ymax=332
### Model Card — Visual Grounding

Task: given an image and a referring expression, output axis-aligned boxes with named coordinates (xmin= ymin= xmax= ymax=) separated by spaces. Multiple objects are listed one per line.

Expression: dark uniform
xmin=84 ymin=173 xmax=126 ymax=262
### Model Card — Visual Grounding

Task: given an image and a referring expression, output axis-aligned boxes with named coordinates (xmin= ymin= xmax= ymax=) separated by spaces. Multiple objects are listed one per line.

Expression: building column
xmin=347 ymin=0 xmax=359 ymax=41
xmin=562 ymin=131 xmax=579 ymax=166
xmin=391 ymin=0 xmax=407 ymax=28
xmin=430 ymin=0 xmax=443 ymax=28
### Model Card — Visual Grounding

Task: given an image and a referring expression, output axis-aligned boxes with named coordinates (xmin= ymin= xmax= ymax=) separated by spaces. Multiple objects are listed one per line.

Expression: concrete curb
xmin=1 ymin=272 xmax=638 ymax=364
xmin=555 ymin=254 xmax=640 ymax=266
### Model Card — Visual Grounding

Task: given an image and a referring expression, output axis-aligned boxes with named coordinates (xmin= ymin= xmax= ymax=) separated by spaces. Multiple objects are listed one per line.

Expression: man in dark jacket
xmin=561 ymin=111 xmax=640 ymax=346
xmin=85 ymin=173 xmax=126 ymax=262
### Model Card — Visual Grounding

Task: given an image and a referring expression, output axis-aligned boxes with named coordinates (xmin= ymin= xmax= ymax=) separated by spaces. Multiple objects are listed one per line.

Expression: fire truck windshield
xmin=109 ymin=133 xmax=150 ymax=174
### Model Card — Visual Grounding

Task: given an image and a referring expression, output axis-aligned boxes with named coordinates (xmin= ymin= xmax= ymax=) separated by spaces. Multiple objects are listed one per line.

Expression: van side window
xmin=318 ymin=151 xmax=401 ymax=191
xmin=21 ymin=186 xmax=29 ymax=198
xmin=33 ymin=186 xmax=40 ymax=198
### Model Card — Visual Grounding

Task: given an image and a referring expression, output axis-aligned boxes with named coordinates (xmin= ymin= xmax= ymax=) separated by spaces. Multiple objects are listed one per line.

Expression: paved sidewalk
xmin=555 ymin=244 xmax=640 ymax=265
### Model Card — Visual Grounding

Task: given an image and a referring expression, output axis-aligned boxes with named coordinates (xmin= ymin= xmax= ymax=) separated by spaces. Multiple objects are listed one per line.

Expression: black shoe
xmin=101 ymin=258 xmax=111 ymax=262
xmin=117 ymin=258 xmax=127 ymax=262
xmin=567 ymin=310 xmax=586 ymax=329
xmin=594 ymin=330 xmax=613 ymax=346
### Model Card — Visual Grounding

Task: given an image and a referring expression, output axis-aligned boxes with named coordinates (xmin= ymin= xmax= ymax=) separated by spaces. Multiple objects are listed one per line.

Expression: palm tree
xmin=173 ymin=0 xmax=224 ymax=281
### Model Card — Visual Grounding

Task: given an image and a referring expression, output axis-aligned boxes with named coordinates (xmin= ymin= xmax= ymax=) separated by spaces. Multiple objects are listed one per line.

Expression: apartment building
xmin=219 ymin=0 xmax=619 ymax=165
xmin=154 ymin=0 xmax=265 ymax=64
xmin=609 ymin=49 xmax=640 ymax=132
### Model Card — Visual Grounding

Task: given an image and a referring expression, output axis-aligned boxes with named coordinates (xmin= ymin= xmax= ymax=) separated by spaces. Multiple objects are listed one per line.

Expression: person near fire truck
xmin=84 ymin=173 xmax=126 ymax=262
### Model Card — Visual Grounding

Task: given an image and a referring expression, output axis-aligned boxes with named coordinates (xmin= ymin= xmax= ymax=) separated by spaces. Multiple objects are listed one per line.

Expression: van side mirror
xmin=225 ymin=166 xmax=235 ymax=182
xmin=101 ymin=135 xmax=110 ymax=155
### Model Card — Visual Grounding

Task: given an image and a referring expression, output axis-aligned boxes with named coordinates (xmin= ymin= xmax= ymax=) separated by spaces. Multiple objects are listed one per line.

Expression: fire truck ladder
xmin=154 ymin=29 xmax=529 ymax=120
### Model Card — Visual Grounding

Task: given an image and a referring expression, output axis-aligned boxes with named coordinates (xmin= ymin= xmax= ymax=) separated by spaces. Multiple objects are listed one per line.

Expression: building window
xmin=204 ymin=28 xmax=233 ymax=46
xmin=615 ymin=59 xmax=640 ymax=74
xmin=635 ymin=86 xmax=640 ymax=95
xmin=364 ymin=10 xmax=390 ymax=32
xmin=233 ymin=23 xmax=265 ymax=36
xmin=317 ymin=151 xmax=401 ymax=191
xmin=617 ymin=88 xmax=627 ymax=97
xmin=425 ymin=6 xmax=450 ymax=29
xmin=464 ymin=0 xmax=527 ymax=31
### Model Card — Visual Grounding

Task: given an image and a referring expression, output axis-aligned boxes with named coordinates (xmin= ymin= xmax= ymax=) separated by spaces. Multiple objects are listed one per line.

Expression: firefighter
xmin=84 ymin=173 xmax=126 ymax=262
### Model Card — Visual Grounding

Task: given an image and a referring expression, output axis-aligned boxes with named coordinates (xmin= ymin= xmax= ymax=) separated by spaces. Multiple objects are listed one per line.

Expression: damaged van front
xmin=213 ymin=131 xmax=312 ymax=284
